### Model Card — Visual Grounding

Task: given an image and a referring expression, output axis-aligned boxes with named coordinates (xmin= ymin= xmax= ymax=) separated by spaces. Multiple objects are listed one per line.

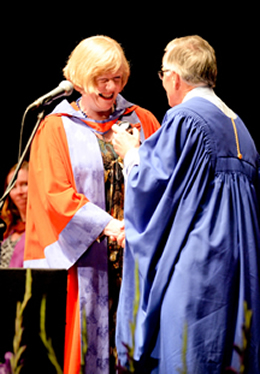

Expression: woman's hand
xmin=103 ymin=219 xmax=124 ymax=242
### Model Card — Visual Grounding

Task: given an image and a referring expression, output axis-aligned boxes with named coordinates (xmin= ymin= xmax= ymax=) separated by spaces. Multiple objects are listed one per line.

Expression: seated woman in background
xmin=0 ymin=161 xmax=28 ymax=268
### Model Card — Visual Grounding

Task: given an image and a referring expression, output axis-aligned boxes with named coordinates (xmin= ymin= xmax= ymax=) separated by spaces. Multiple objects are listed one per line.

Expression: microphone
xmin=29 ymin=80 xmax=74 ymax=109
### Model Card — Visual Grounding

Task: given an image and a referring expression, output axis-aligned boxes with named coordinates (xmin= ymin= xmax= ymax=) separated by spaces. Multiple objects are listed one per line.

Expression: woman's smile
xmin=99 ymin=93 xmax=114 ymax=100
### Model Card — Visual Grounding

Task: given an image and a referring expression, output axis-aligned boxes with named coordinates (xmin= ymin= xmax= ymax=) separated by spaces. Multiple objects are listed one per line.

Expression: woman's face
xmin=8 ymin=168 xmax=28 ymax=219
xmin=81 ymin=70 xmax=123 ymax=119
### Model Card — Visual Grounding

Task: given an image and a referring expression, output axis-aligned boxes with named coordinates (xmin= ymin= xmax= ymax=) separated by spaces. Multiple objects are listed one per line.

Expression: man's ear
xmin=172 ymin=72 xmax=181 ymax=90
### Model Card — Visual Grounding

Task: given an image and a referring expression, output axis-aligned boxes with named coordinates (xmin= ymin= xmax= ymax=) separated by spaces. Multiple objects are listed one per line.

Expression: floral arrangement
xmin=0 ymin=269 xmax=63 ymax=374
xmin=0 ymin=267 xmax=253 ymax=373
xmin=0 ymin=269 xmax=32 ymax=374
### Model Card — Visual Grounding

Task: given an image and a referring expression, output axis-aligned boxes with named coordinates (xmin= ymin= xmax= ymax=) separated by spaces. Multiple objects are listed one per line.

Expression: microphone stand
xmin=0 ymin=109 xmax=45 ymax=242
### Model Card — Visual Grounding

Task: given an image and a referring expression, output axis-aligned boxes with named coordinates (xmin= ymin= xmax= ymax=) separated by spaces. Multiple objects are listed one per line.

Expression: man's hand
xmin=112 ymin=124 xmax=140 ymax=159
xmin=117 ymin=230 xmax=125 ymax=248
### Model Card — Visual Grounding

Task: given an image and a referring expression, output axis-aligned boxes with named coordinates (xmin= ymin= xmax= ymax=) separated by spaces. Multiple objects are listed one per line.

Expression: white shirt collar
xmin=183 ymin=86 xmax=237 ymax=119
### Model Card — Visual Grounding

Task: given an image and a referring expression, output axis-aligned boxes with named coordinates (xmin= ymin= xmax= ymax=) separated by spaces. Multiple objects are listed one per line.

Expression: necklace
xmin=76 ymin=98 xmax=115 ymax=120
xmin=76 ymin=98 xmax=88 ymax=118
xmin=76 ymin=98 xmax=115 ymax=141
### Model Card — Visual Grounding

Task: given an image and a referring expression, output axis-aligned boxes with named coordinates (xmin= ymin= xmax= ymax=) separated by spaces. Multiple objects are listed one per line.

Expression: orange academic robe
xmin=24 ymin=95 xmax=160 ymax=373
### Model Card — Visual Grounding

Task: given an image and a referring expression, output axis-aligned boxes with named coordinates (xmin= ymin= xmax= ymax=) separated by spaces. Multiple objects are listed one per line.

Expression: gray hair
xmin=164 ymin=35 xmax=217 ymax=88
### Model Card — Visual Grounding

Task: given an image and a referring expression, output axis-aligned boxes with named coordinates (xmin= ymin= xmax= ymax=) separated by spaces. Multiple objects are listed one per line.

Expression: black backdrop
xmin=1 ymin=5 xmax=258 ymax=192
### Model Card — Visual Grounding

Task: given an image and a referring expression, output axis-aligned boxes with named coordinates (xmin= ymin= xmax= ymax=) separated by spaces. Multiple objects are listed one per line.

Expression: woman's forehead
xmin=96 ymin=70 xmax=123 ymax=79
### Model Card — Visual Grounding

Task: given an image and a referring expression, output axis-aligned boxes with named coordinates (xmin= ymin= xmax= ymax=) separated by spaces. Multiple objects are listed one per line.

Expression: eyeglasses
xmin=158 ymin=69 xmax=171 ymax=80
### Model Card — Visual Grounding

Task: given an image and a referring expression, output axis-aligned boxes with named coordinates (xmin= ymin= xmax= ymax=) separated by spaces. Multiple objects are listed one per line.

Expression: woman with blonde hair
xmin=23 ymin=35 xmax=160 ymax=373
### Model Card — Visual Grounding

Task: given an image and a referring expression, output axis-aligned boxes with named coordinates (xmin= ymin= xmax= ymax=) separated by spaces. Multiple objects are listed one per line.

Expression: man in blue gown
xmin=112 ymin=35 xmax=260 ymax=373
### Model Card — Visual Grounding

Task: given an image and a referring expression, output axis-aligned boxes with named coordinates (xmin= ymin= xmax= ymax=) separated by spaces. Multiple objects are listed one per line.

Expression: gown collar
xmin=183 ymin=86 xmax=237 ymax=119
xmin=51 ymin=94 xmax=135 ymax=135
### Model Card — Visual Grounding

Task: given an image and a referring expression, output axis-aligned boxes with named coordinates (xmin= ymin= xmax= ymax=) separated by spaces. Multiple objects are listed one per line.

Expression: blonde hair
xmin=164 ymin=35 xmax=217 ymax=88
xmin=63 ymin=35 xmax=130 ymax=94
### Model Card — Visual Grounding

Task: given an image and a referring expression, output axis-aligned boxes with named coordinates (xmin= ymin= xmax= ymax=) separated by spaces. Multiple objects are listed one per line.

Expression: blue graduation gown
xmin=116 ymin=98 xmax=260 ymax=373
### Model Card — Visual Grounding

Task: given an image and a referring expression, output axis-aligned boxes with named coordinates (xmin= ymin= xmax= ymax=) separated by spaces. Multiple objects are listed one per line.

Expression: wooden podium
xmin=0 ymin=269 xmax=67 ymax=373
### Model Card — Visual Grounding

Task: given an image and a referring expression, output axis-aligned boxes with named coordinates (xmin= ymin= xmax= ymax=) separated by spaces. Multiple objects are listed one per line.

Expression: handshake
xmin=102 ymin=218 xmax=125 ymax=248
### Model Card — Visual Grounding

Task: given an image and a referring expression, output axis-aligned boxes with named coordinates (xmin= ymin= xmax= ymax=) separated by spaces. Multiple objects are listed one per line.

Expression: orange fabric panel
xmin=134 ymin=106 xmax=161 ymax=139
xmin=64 ymin=266 xmax=81 ymax=374
xmin=24 ymin=115 xmax=89 ymax=261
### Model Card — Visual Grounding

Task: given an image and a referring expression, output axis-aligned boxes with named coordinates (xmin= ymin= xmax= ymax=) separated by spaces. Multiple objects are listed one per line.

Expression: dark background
xmin=1 ymin=5 xmax=258 ymax=193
